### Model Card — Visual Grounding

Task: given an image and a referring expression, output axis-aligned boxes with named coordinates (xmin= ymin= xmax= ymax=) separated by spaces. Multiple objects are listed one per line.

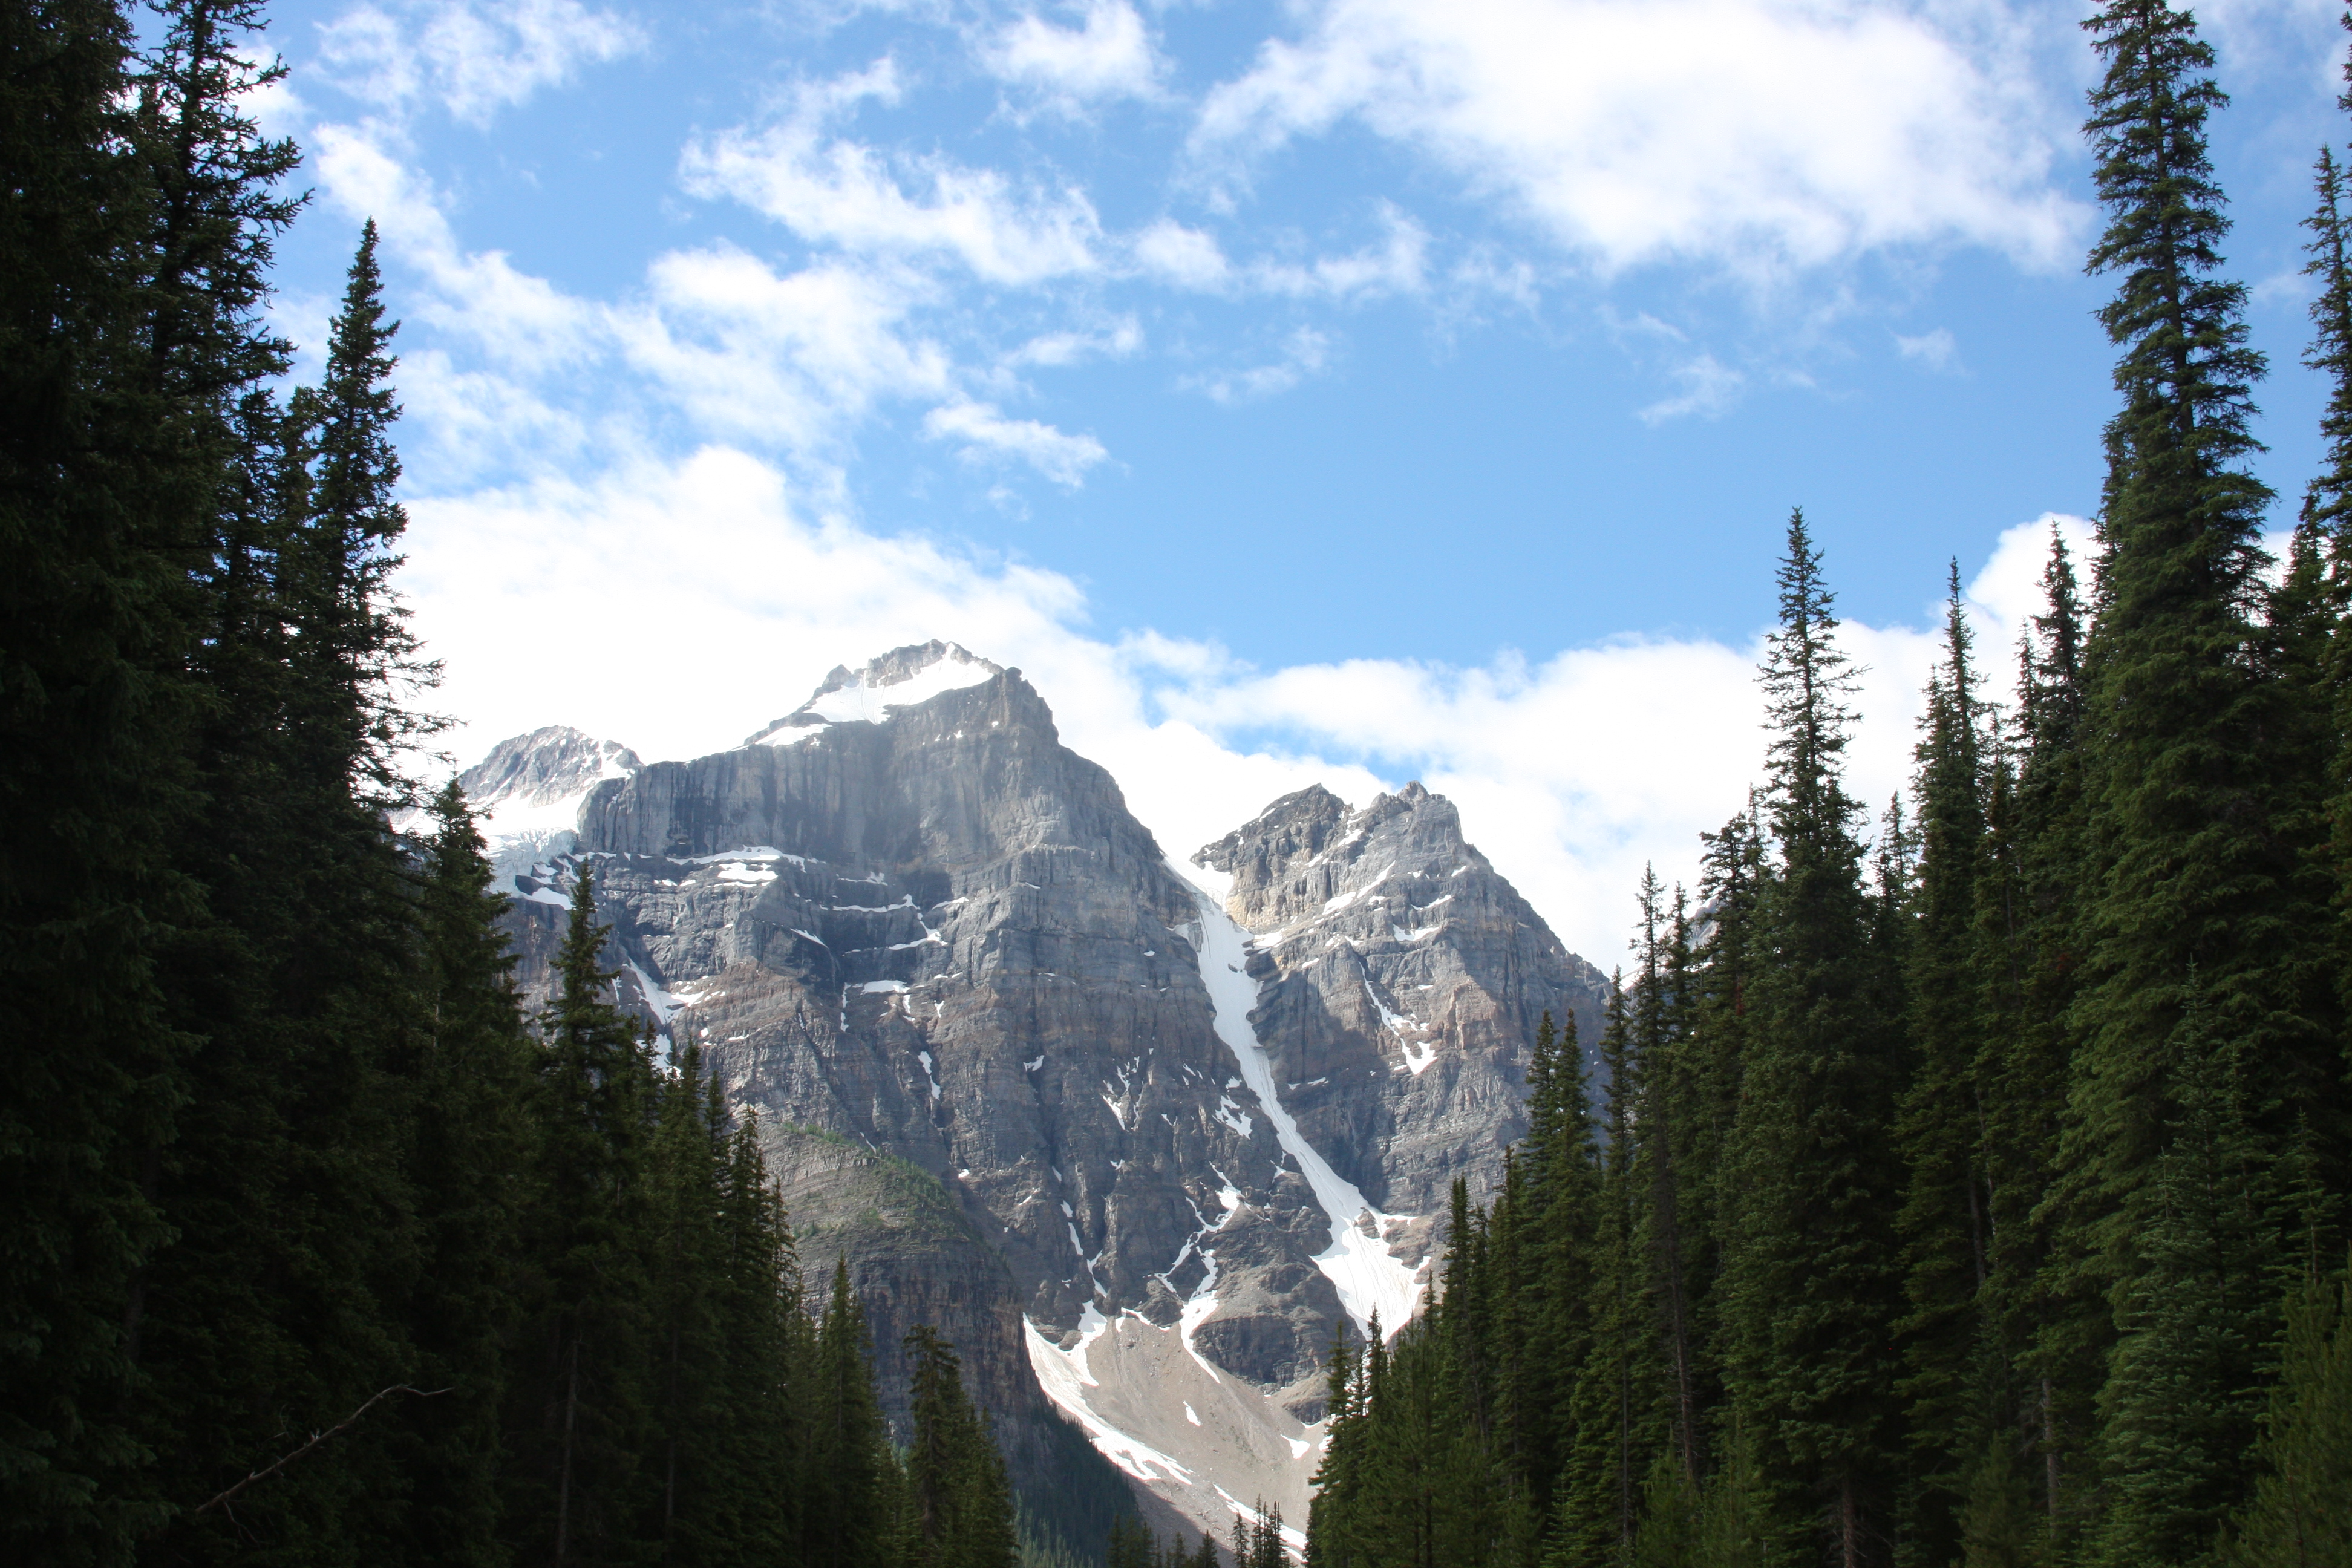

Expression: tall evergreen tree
xmin=509 ymin=865 xmax=658 ymax=1568
xmin=905 ymin=1325 xmax=1019 ymax=1568
xmin=2220 ymin=1258 xmax=2352 ymax=1567
xmin=0 ymin=2 xmax=188 ymax=1557
xmin=399 ymin=782 xmax=532 ymax=1566
xmin=808 ymin=1260 xmax=893 ymax=1568
xmin=2062 ymin=1 xmax=2336 ymax=1552
xmin=1893 ymin=566 xmax=1994 ymax=1567
xmin=1719 ymin=511 xmax=1907 ymax=1567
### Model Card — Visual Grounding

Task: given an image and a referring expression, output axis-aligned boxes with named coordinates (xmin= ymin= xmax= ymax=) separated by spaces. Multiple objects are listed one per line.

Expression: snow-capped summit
xmin=743 ymin=641 xmax=1002 ymax=744
xmin=454 ymin=725 xmax=641 ymax=888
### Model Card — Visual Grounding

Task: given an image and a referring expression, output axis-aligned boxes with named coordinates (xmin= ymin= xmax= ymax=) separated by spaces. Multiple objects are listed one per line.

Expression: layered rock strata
xmin=474 ymin=642 xmax=1606 ymax=1547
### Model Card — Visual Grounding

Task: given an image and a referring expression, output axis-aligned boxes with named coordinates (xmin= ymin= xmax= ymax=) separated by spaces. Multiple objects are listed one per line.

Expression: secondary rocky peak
xmin=1194 ymin=781 xmax=1606 ymax=1220
xmin=1196 ymin=779 xmax=1490 ymax=938
xmin=461 ymin=725 xmax=642 ymax=823
xmin=743 ymin=641 xmax=1005 ymax=743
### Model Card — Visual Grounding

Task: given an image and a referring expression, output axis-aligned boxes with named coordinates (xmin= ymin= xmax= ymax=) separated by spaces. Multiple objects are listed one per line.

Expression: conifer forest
xmin=9 ymin=0 xmax=2352 ymax=1566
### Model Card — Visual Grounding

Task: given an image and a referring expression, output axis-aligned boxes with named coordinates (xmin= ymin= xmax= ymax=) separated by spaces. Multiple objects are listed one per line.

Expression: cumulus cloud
xmin=1133 ymin=219 xmax=1233 ymax=289
xmin=983 ymin=1 xmax=1166 ymax=110
xmin=682 ymin=63 xmax=1106 ymax=285
xmin=395 ymin=434 xmax=2099 ymax=965
xmin=1191 ymin=0 xmax=2083 ymax=277
xmin=315 ymin=0 xmax=642 ymax=126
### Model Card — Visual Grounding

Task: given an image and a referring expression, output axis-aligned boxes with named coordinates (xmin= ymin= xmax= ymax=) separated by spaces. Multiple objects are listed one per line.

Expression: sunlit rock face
xmin=472 ymin=642 xmax=1605 ymax=1547
xmin=1197 ymin=782 xmax=1611 ymax=1233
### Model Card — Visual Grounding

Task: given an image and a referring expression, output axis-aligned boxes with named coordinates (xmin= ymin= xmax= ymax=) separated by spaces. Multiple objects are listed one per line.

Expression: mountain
xmin=477 ymin=642 xmax=1606 ymax=1549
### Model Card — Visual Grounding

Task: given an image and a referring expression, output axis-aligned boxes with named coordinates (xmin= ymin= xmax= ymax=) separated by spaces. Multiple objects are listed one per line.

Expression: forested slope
xmin=0 ymin=4 xmax=1053 ymax=1564
xmin=1304 ymin=4 xmax=2352 ymax=1564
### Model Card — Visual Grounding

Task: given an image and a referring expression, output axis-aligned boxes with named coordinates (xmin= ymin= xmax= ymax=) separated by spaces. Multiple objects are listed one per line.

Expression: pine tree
xmin=2091 ymin=974 xmax=2287 ymax=1565
xmin=1988 ymin=528 xmax=2104 ymax=1550
xmin=142 ymin=212 xmax=431 ymax=1565
xmin=2220 ymin=1258 xmax=2352 ymax=1567
xmin=1893 ymin=566 xmax=1996 ymax=1566
xmin=2062 ymin=1 xmax=2336 ymax=1551
xmin=0 ymin=1 xmax=189 ymax=1556
xmin=1633 ymin=882 xmax=1708 ymax=1486
xmin=808 ymin=1259 xmax=892 ymax=1568
xmin=399 ymin=782 xmax=532 ymax=1565
xmin=1719 ymin=511 xmax=1907 ymax=1567
xmin=904 ymin=1324 xmax=1020 ymax=1568
xmin=1554 ymin=976 xmax=1654 ymax=1568
xmin=509 ymin=864 xmax=658 ymax=1568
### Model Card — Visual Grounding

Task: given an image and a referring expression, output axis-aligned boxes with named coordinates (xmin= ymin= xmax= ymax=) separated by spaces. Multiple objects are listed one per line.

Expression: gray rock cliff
xmin=474 ymin=644 xmax=1610 ymax=1547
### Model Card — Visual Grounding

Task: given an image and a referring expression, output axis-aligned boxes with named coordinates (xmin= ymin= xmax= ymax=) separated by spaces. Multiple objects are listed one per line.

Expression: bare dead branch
xmin=193 ymin=1384 xmax=451 ymax=1519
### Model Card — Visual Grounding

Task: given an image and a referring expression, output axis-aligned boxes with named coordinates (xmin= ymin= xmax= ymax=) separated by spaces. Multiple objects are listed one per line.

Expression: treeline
xmin=1307 ymin=3 xmax=2352 ymax=1566
xmin=0 ymin=2 xmax=1028 ymax=1564
xmin=1105 ymin=1503 xmax=1288 ymax=1568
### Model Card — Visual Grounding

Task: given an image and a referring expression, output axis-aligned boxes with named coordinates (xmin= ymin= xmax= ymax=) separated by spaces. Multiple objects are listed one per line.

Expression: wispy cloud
xmin=1180 ymin=326 xmax=1333 ymax=402
xmin=314 ymin=0 xmax=642 ymax=128
xmin=1895 ymin=327 xmax=1959 ymax=373
xmin=1637 ymin=353 xmax=1742 ymax=423
xmin=682 ymin=62 xmax=1107 ymax=286
xmin=923 ymin=399 xmax=1110 ymax=484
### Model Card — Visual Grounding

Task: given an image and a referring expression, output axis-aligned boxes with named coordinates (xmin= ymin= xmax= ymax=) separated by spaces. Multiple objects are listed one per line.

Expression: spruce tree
xmin=905 ymin=1325 xmax=1019 ymax=1568
xmin=509 ymin=864 xmax=658 ymax=1568
xmin=2091 ymin=975 xmax=2285 ymax=1565
xmin=400 ymin=781 xmax=532 ymax=1565
xmin=2220 ymin=1259 xmax=2352 ymax=1567
xmin=1719 ymin=511 xmax=1907 ymax=1567
xmin=1993 ymin=528 xmax=2103 ymax=1549
xmin=808 ymin=1259 xmax=892 ymax=1568
xmin=0 ymin=1 xmax=188 ymax=1556
xmin=2063 ymin=1 xmax=2336 ymax=1550
xmin=1893 ymin=567 xmax=1994 ymax=1566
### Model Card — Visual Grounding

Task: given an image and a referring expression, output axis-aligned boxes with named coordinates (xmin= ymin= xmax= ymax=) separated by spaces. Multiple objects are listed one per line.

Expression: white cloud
xmin=616 ymin=246 xmax=953 ymax=459
xmin=1007 ymin=317 xmax=1145 ymax=366
xmin=1250 ymin=203 xmax=1428 ymax=299
xmin=1129 ymin=206 xmax=1428 ymax=299
xmin=1637 ymin=353 xmax=1742 ymax=423
xmin=315 ymin=0 xmax=642 ymax=126
xmin=1180 ymin=326 xmax=1333 ymax=402
xmin=1191 ymin=0 xmax=2082 ymax=278
xmin=1134 ymin=219 xmax=1233 ymax=289
xmin=1895 ymin=326 xmax=1960 ymax=372
xmin=396 ymin=436 xmax=2093 ymax=965
xmin=683 ymin=65 xmax=1106 ymax=285
xmin=313 ymin=123 xmax=603 ymax=373
xmin=984 ymin=1 xmax=1166 ymax=109
xmin=922 ymin=399 xmax=1110 ymax=483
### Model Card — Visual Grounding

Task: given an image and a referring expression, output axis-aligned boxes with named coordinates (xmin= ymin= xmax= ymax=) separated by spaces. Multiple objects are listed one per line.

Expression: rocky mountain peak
xmin=1196 ymin=779 xmax=1489 ymax=939
xmin=460 ymin=725 xmax=642 ymax=825
xmin=477 ymin=659 xmax=1607 ymax=1550
xmin=1193 ymin=779 xmax=1605 ymax=1219
xmin=446 ymin=725 xmax=641 ymax=890
xmin=743 ymin=640 xmax=1005 ymax=744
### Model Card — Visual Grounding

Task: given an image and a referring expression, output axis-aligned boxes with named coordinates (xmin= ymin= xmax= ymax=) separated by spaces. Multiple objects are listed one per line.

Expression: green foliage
xmin=2221 ymin=1259 xmax=2352 ymax=1567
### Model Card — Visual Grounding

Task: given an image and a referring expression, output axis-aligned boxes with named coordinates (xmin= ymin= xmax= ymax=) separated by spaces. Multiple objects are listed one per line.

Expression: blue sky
xmin=253 ymin=0 xmax=2351 ymax=961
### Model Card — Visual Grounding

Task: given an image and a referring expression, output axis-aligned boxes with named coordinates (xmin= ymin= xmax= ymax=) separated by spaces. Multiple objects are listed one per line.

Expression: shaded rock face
xmin=474 ymin=645 xmax=1609 ymax=1546
xmin=762 ymin=1126 xmax=1138 ymax=1552
xmin=1195 ymin=783 xmax=1610 ymax=1226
